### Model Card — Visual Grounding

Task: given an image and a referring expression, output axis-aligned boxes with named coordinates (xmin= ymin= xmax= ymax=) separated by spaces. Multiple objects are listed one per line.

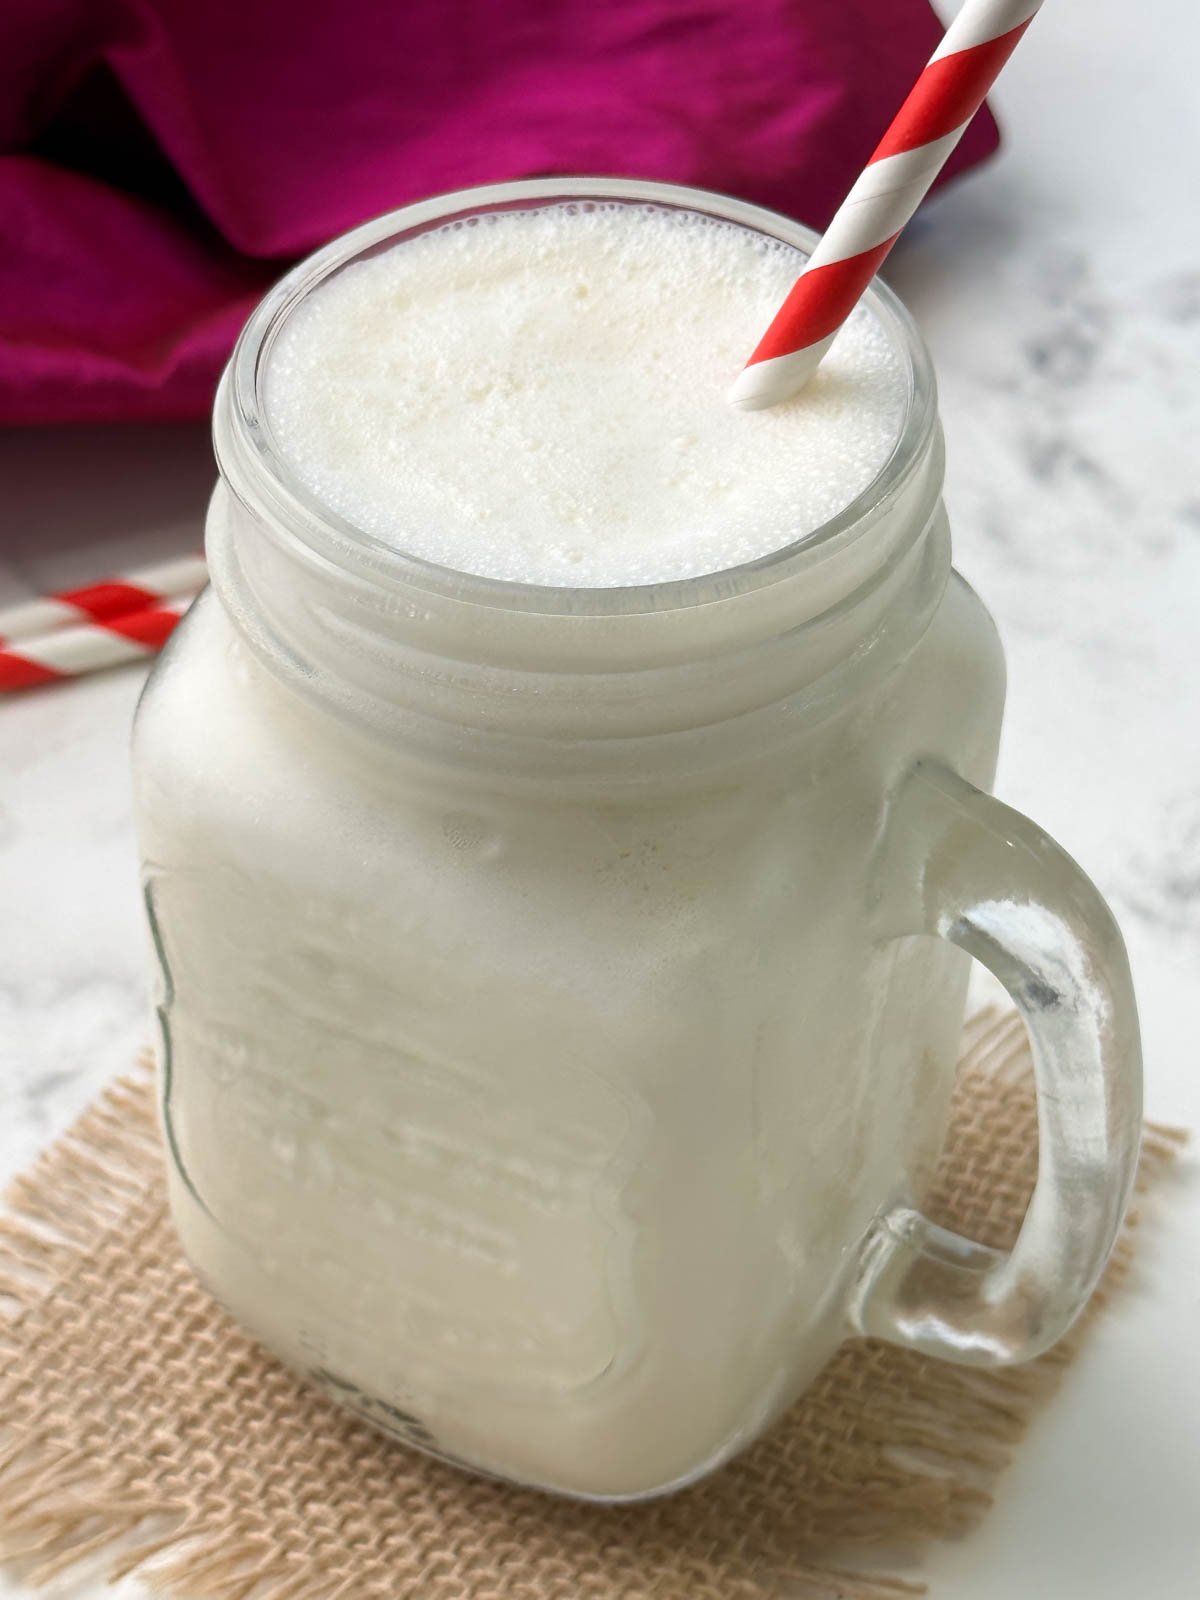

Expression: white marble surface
xmin=1 ymin=1 xmax=1198 ymax=1594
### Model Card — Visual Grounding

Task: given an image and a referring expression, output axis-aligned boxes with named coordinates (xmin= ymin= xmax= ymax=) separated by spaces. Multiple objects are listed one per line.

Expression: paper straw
xmin=0 ymin=553 xmax=207 ymax=646
xmin=0 ymin=592 xmax=199 ymax=693
xmin=729 ymin=0 xmax=1043 ymax=412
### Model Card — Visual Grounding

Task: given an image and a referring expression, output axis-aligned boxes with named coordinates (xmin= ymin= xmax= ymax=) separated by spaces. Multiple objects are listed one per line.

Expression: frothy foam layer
xmin=265 ymin=203 xmax=907 ymax=588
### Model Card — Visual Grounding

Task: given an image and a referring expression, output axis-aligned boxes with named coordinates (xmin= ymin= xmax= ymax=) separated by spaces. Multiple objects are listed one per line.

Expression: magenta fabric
xmin=0 ymin=1 xmax=1000 ymax=425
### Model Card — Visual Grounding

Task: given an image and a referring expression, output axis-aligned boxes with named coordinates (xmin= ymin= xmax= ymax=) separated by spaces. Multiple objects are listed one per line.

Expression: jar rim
xmin=222 ymin=177 xmax=938 ymax=619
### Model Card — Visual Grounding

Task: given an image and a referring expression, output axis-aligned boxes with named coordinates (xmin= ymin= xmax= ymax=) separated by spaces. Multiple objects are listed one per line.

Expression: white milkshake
xmin=134 ymin=186 xmax=1007 ymax=1500
xmin=265 ymin=204 xmax=905 ymax=585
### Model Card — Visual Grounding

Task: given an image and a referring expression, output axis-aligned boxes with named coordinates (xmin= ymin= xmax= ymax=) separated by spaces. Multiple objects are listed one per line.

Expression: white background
xmin=1 ymin=0 xmax=1198 ymax=1593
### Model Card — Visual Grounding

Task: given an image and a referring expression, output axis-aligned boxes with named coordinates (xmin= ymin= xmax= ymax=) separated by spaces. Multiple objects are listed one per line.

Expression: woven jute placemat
xmin=0 ymin=1010 xmax=1182 ymax=1600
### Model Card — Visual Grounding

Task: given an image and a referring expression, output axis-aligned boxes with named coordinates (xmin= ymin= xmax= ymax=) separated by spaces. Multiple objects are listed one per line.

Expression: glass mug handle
xmin=850 ymin=758 xmax=1143 ymax=1366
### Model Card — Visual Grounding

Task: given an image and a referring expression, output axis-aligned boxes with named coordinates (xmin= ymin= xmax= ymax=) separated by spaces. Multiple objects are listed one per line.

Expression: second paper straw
xmin=0 ymin=553 xmax=208 ymax=646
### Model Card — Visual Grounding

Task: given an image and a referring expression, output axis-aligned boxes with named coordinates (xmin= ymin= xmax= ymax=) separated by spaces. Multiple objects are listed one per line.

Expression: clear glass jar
xmin=133 ymin=179 xmax=1141 ymax=1502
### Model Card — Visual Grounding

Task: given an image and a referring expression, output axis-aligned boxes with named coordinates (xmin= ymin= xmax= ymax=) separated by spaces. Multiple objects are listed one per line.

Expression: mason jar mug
xmin=132 ymin=179 xmax=1142 ymax=1502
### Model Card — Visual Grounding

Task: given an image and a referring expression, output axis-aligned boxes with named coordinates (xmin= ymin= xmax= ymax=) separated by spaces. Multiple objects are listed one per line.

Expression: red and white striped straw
xmin=0 ymin=552 xmax=207 ymax=646
xmin=729 ymin=0 xmax=1043 ymax=412
xmin=0 ymin=594 xmax=198 ymax=693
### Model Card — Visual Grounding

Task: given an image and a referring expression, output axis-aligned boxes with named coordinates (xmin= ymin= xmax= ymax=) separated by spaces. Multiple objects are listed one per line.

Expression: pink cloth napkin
xmin=0 ymin=1 xmax=999 ymax=425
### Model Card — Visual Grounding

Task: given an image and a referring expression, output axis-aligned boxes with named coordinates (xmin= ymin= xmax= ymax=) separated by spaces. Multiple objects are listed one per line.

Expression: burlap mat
xmin=0 ymin=1010 xmax=1182 ymax=1600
